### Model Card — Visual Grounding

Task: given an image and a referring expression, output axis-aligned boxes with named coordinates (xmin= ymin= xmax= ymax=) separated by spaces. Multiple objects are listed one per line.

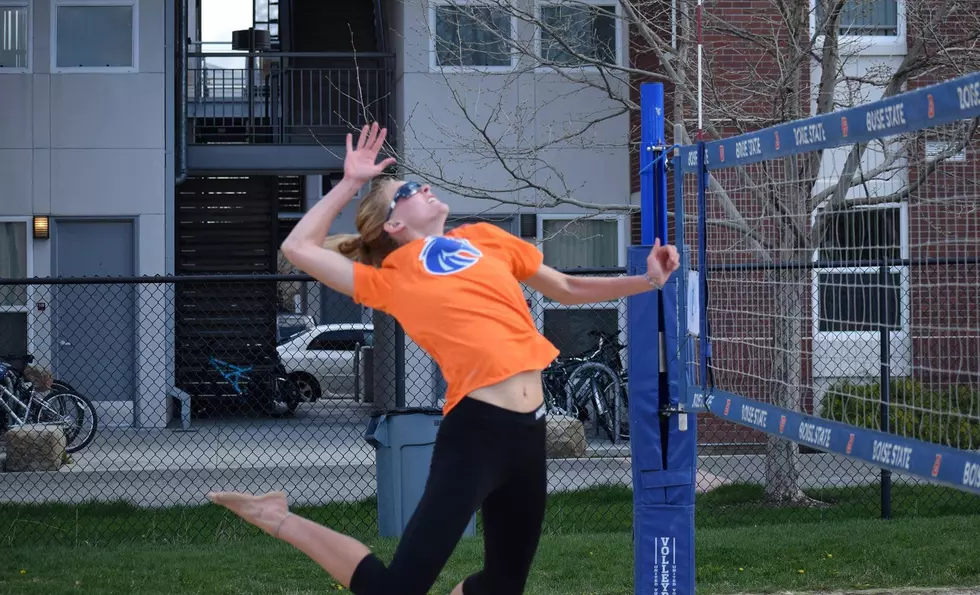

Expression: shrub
xmin=819 ymin=378 xmax=980 ymax=450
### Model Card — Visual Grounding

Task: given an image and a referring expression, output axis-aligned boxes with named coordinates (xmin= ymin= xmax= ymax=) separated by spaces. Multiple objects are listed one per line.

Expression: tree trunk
xmin=764 ymin=265 xmax=807 ymax=503
xmin=761 ymin=152 xmax=814 ymax=505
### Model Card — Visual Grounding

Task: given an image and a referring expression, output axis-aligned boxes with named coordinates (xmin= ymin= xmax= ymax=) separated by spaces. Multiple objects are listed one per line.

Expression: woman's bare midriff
xmin=466 ymin=369 xmax=545 ymax=414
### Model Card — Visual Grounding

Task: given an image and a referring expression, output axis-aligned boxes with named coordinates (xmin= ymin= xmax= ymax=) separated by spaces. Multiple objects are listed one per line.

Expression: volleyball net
xmin=676 ymin=72 xmax=980 ymax=495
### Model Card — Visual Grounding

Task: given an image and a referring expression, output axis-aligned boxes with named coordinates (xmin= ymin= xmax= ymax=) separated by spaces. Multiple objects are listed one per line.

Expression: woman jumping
xmin=208 ymin=122 xmax=680 ymax=595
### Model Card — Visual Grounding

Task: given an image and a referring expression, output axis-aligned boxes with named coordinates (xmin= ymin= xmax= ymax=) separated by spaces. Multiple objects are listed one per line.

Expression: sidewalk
xmin=0 ymin=400 xmax=913 ymax=508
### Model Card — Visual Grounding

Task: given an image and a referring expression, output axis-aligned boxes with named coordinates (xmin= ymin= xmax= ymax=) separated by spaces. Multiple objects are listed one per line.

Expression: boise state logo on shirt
xmin=419 ymin=236 xmax=482 ymax=275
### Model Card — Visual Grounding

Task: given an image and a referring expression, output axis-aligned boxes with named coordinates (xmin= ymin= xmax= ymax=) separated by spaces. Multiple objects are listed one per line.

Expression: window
xmin=536 ymin=216 xmax=625 ymax=357
xmin=0 ymin=220 xmax=31 ymax=358
xmin=541 ymin=217 xmax=620 ymax=270
xmin=817 ymin=271 xmax=902 ymax=331
xmin=818 ymin=205 xmax=901 ymax=262
xmin=431 ymin=3 xmax=513 ymax=69
xmin=538 ymin=2 xmax=618 ymax=67
xmin=308 ymin=329 xmax=372 ymax=352
xmin=0 ymin=2 xmax=29 ymax=71
xmin=543 ymin=307 xmax=619 ymax=357
xmin=815 ymin=0 xmax=898 ymax=36
xmin=813 ymin=205 xmax=907 ymax=333
xmin=924 ymin=119 xmax=972 ymax=164
xmin=446 ymin=215 xmax=513 ymax=232
xmin=53 ymin=1 xmax=137 ymax=72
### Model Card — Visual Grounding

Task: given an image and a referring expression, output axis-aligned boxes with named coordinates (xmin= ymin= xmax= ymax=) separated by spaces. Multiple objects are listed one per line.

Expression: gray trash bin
xmin=365 ymin=407 xmax=477 ymax=538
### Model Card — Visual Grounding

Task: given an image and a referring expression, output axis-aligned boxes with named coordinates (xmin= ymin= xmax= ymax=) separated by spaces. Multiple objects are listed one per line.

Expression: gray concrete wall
xmin=0 ymin=0 xmax=172 ymax=428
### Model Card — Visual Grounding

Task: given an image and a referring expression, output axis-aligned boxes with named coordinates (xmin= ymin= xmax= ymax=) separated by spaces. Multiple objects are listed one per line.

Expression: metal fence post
xmin=879 ymin=260 xmax=893 ymax=519
xmin=394 ymin=325 xmax=406 ymax=408
xmin=354 ymin=343 xmax=361 ymax=403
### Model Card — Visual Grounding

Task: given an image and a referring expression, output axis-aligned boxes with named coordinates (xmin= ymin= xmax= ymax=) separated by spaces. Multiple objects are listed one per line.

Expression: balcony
xmin=184 ymin=50 xmax=395 ymax=174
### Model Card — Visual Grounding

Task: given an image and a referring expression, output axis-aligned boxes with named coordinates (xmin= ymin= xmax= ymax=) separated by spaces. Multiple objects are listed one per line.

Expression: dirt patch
xmin=696 ymin=470 xmax=731 ymax=493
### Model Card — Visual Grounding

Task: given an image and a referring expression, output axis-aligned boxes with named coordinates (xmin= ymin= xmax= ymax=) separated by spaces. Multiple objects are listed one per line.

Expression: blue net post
xmin=630 ymin=82 xmax=697 ymax=595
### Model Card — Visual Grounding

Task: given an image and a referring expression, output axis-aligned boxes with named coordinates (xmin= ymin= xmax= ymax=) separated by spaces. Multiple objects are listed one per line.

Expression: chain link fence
xmin=0 ymin=269 xmax=975 ymax=545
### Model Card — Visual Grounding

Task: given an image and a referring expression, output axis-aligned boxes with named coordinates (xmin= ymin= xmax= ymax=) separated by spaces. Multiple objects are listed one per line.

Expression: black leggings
xmin=350 ymin=396 xmax=548 ymax=595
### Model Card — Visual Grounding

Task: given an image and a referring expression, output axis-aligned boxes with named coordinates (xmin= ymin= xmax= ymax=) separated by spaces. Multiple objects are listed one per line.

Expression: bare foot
xmin=208 ymin=491 xmax=291 ymax=537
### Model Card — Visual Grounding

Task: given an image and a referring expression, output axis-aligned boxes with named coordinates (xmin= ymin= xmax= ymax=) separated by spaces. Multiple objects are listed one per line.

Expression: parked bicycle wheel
xmin=49 ymin=379 xmax=78 ymax=395
xmin=565 ymin=362 xmax=628 ymax=443
xmin=265 ymin=373 xmax=301 ymax=417
xmin=31 ymin=391 xmax=99 ymax=453
xmin=596 ymin=373 xmax=629 ymax=441
xmin=541 ymin=367 xmax=571 ymax=417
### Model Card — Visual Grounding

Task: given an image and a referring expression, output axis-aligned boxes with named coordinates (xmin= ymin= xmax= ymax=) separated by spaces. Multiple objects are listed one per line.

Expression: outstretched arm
xmin=280 ymin=123 xmax=396 ymax=298
xmin=524 ymin=239 xmax=681 ymax=306
xmin=280 ymin=177 xmax=363 ymax=297
xmin=525 ymin=266 xmax=660 ymax=305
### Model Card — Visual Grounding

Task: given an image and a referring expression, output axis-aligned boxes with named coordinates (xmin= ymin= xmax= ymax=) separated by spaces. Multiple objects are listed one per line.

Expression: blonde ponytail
xmin=322 ymin=234 xmax=364 ymax=262
xmin=321 ymin=178 xmax=402 ymax=268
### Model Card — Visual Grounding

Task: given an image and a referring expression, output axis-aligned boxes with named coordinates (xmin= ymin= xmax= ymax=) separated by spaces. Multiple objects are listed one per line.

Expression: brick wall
xmin=906 ymin=73 xmax=980 ymax=393
xmin=905 ymin=14 xmax=980 ymax=392
xmin=630 ymin=2 xmax=980 ymax=446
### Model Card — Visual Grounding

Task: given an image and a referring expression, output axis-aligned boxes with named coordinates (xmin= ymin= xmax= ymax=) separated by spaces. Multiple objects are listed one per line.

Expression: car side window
xmin=308 ymin=330 xmax=364 ymax=352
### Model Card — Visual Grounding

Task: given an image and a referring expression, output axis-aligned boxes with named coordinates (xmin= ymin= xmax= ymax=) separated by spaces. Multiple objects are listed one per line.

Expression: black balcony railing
xmin=186 ymin=51 xmax=395 ymax=146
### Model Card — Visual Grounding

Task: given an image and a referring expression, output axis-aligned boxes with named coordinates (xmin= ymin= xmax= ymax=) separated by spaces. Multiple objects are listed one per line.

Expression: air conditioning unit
xmin=231 ymin=28 xmax=271 ymax=51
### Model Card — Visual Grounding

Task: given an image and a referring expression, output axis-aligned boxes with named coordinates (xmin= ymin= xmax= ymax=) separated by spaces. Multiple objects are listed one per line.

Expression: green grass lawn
xmin=0 ymin=484 xmax=978 ymax=594
xmin=1 ymin=515 xmax=978 ymax=595
xmin=3 ymin=483 xmax=978 ymax=547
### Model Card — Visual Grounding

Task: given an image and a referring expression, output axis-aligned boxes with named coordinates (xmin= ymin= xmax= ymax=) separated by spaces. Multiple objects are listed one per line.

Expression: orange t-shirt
xmin=351 ymin=222 xmax=560 ymax=414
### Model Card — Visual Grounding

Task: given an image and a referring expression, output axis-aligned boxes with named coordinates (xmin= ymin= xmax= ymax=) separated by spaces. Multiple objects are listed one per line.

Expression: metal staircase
xmin=182 ymin=0 xmax=393 ymax=170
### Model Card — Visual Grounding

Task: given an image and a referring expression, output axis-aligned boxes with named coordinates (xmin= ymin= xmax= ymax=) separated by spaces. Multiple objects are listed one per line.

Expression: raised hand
xmin=344 ymin=122 xmax=397 ymax=184
xmin=646 ymin=238 xmax=681 ymax=287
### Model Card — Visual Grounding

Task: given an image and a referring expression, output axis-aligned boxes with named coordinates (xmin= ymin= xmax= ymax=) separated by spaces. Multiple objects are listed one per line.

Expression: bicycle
xmin=590 ymin=330 xmax=630 ymax=442
xmin=541 ymin=330 xmax=630 ymax=443
xmin=208 ymin=355 xmax=300 ymax=417
xmin=0 ymin=355 xmax=99 ymax=454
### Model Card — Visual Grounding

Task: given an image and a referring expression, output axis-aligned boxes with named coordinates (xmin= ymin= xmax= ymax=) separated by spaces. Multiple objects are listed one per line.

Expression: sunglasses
xmin=386 ymin=181 xmax=424 ymax=221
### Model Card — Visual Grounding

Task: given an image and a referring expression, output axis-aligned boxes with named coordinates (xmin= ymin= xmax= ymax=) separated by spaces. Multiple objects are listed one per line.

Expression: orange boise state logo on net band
xmin=841 ymin=116 xmax=849 ymax=137
xmin=774 ymin=131 xmax=780 ymax=150
xmin=928 ymin=94 xmax=935 ymax=118
xmin=932 ymin=454 xmax=942 ymax=477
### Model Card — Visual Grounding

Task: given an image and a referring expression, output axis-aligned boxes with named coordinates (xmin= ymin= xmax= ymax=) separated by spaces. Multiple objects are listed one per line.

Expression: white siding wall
xmin=392 ymin=0 xmax=631 ymax=217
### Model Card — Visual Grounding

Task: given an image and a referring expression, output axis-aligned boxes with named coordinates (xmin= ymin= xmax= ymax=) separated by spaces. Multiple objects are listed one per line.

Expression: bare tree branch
xmin=313 ymin=0 xmax=980 ymax=505
xmin=810 ymin=0 xmax=963 ymax=248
